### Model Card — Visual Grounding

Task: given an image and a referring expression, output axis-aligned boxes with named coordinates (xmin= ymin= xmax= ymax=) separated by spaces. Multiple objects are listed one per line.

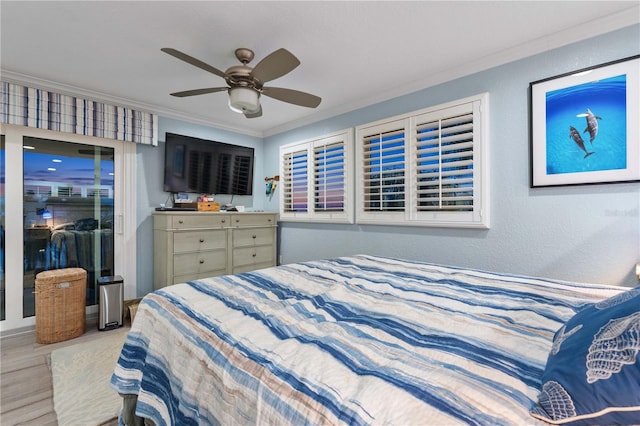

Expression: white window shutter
xmin=415 ymin=107 xmax=474 ymax=212
xmin=279 ymin=129 xmax=354 ymax=223
xmin=356 ymin=93 xmax=489 ymax=228
xmin=314 ymin=141 xmax=345 ymax=212
xmin=281 ymin=148 xmax=309 ymax=213
xmin=356 ymin=119 xmax=408 ymax=224
xmin=362 ymin=128 xmax=406 ymax=211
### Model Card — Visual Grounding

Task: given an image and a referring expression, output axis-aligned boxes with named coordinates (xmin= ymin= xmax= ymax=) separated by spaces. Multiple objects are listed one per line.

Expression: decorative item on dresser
xmin=153 ymin=211 xmax=277 ymax=289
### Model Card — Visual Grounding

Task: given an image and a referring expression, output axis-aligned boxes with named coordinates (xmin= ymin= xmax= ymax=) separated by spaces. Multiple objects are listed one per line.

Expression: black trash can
xmin=97 ymin=275 xmax=124 ymax=330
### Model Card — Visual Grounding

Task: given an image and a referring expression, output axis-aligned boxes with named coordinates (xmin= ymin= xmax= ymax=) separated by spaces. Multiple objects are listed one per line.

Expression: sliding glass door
xmin=1 ymin=124 xmax=135 ymax=332
xmin=22 ymin=137 xmax=115 ymax=316
xmin=0 ymin=135 xmax=5 ymax=321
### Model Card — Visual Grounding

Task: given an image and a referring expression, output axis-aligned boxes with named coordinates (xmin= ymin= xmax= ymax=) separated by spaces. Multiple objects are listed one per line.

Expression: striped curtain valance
xmin=0 ymin=82 xmax=158 ymax=146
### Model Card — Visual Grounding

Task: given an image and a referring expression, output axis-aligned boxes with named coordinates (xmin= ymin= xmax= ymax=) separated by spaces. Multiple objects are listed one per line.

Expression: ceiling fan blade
xmin=244 ymin=105 xmax=263 ymax=119
xmin=262 ymin=87 xmax=321 ymax=108
xmin=169 ymin=87 xmax=228 ymax=98
xmin=161 ymin=48 xmax=227 ymax=79
xmin=251 ymin=48 xmax=300 ymax=84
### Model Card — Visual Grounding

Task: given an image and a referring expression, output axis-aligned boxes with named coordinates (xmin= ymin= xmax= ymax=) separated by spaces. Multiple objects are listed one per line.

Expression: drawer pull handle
xmin=252 ymin=253 xmax=257 ymax=257
xmin=178 ymin=220 xmax=184 ymax=224
xmin=252 ymin=235 xmax=257 ymax=239
xmin=221 ymin=219 xmax=225 ymax=223
xmin=199 ymin=238 xmax=205 ymax=243
xmin=236 ymin=219 xmax=240 ymax=223
xmin=199 ymin=259 xmax=205 ymax=264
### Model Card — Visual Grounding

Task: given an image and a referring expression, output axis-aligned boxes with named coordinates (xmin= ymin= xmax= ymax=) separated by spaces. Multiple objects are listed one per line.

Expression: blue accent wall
xmin=137 ymin=25 xmax=640 ymax=293
xmin=262 ymin=25 xmax=640 ymax=287
xmin=135 ymin=117 xmax=262 ymax=295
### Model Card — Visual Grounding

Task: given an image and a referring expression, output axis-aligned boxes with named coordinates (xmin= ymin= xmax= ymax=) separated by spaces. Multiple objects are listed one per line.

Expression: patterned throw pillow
xmin=530 ymin=286 xmax=640 ymax=425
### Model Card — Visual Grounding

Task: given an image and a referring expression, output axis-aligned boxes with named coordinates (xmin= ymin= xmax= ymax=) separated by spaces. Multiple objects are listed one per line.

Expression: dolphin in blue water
xmin=569 ymin=126 xmax=595 ymax=159
xmin=576 ymin=108 xmax=601 ymax=144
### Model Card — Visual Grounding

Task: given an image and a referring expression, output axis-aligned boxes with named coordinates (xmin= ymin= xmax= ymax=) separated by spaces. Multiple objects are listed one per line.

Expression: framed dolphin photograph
xmin=529 ymin=55 xmax=640 ymax=187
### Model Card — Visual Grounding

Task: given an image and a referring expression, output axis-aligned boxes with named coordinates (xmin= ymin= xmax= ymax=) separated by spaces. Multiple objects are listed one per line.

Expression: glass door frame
xmin=0 ymin=123 xmax=137 ymax=333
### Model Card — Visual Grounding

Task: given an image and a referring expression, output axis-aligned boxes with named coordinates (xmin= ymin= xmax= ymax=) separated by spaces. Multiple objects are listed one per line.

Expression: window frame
xmin=279 ymin=129 xmax=354 ymax=224
xmin=355 ymin=93 xmax=490 ymax=228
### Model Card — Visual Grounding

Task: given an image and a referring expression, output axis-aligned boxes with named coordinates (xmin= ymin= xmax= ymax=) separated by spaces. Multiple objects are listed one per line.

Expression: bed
xmin=111 ymin=255 xmax=640 ymax=425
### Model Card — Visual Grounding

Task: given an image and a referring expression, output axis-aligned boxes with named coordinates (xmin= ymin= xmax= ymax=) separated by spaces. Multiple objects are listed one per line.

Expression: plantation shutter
xmin=415 ymin=112 xmax=474 ymax=212
xmin=280 ymin=130 xmax=354 ymax=223
xmin=356 ymin=93 xmax=488 ymax=228
xmin=361 ymin=126 xmax=406 ymax=212
xmin=314 ymin=141 xmax=345 ymax=211
xmin=281 ymin=148 xmax=309 ymax=213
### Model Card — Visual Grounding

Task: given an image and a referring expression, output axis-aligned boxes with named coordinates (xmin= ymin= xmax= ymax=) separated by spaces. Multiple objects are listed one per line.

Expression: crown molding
xmin=263 ymin=6 xmax=640 ymax=137
xmin=3 ymin=5 xmax=637 ymax=141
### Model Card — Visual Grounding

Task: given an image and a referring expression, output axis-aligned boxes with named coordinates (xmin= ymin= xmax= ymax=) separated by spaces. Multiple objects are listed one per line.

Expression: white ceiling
xmin=1 ymin=1 xmax=639 ymax=138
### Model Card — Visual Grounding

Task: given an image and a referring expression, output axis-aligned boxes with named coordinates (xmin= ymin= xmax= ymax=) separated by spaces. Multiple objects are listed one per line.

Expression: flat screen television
xmin=163 ymin=132 xmax=254 ymax=195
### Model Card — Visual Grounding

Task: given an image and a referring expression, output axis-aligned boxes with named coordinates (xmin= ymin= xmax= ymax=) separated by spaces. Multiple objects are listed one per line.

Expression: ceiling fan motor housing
xmin=225 ymin=65 xmax=261 ymax=88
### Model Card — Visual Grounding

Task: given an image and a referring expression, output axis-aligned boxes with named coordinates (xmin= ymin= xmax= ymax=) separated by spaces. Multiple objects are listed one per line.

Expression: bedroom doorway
xmin=22 ymin=137 xmax=115 ymax=317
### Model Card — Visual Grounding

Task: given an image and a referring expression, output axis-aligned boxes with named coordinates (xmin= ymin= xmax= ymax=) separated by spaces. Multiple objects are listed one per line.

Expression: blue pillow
xmin=530 ymin=286 xmax=640 ymax=425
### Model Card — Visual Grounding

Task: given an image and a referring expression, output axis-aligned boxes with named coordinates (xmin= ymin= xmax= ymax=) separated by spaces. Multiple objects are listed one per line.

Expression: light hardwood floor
xmin=0 ymin=321 xmax=129 ymax=425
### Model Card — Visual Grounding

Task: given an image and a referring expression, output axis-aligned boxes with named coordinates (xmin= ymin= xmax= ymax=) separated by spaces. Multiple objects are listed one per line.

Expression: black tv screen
xmin=163 ymin=133 xmax=255 ymax=195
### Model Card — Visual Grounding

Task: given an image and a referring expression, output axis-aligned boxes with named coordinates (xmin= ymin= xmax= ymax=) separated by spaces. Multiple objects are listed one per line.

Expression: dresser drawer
xmin=233 ymin=245 xmax=274 ymax=268
xmin=173 ymin=269 xmax=226 ymax=284
xmin=171 ymin=214 xmax=230 ymax=229
xmin=173 ymin=230 xmax=226 ymax=253
xmin=173 ymin=250 xmax=227 ymax=277
xmin=233 ymin=261 xmax=273 ymax=275
xmin=232 ymin=227 xmax=274 ymax=247
xmin=230 ymin=213 xmax=276 ymax=227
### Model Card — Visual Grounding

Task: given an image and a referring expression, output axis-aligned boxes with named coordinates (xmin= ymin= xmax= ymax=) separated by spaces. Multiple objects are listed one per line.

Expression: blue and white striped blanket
xmin=111 ymin=255 xmax=626 ymax=425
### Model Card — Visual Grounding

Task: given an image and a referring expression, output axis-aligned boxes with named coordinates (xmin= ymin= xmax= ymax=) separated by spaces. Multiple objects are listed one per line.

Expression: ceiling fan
xmin=161 ymin=47 xmax=321 ymax=118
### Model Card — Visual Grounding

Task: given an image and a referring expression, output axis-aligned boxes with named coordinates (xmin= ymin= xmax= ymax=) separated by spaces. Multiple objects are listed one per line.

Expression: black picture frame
xmin=529 ymin=55 xmax=639 ymax=187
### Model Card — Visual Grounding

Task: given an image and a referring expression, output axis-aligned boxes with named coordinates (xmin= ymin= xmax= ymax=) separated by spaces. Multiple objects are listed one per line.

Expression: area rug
xmin=51 ymin=328 xmax=128 ymax=425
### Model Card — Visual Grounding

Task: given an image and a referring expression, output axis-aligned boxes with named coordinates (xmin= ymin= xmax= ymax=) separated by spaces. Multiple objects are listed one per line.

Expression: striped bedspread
xmin=111 ymin=255 xmax=626 ymax=425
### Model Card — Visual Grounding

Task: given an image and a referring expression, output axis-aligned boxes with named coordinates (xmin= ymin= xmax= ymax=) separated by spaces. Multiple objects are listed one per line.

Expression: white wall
xmin=262 ymin=25 xmax=640 ymax=287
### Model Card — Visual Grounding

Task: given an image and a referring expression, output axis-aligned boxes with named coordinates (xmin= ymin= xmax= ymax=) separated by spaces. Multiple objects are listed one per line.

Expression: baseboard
xmin=1 ymin=311 xmax=100 ymax=339
xmin=0 ymin=324 xmax=36 ymax=339
xmin=0 ymin=300 xmax=144 ymax=339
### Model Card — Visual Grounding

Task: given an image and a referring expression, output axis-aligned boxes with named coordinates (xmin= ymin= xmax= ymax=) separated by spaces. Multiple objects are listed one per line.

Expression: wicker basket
xmin=35 ymin=268 xmax=87 ymax=344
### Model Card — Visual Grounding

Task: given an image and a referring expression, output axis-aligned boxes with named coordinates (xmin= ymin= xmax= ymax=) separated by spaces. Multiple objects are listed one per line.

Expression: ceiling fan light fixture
xmin=228 ymin=87 xmax=260 ymax=114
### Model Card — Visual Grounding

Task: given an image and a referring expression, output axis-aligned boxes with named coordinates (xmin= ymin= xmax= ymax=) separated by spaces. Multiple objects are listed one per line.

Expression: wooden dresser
xmin=153 ymin=211 xmax=277 ymax=289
